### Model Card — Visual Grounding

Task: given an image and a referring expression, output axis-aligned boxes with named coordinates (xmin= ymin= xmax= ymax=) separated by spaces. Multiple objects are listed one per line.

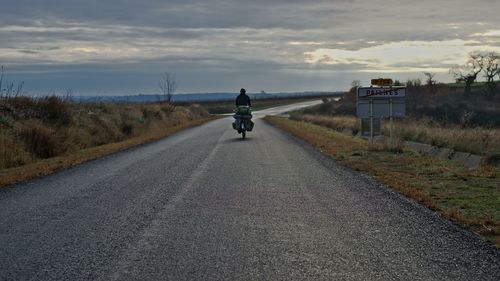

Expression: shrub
xmin=0 ymin=132 xmax=31 ymax=169
xmin=39 ymin=96 xmax=73 ymax=126
xmin=161 ymin=104 xmax=176 ymax=115
xmin=188 ymin=104 xmax=209 ymax=118
xmin=121 ymin=122 xmax=133 ymax=136
xmin=19 ymin=124 xmax=61 ymax=159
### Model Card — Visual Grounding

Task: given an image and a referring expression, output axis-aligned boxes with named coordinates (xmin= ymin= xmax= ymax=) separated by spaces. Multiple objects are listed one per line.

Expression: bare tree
xmin=482 ymin=52 xmax=500 ymax=99
xmin=158 ymin=72 xmax=177 ymax=103
xmin=450 ymin=52 xmax=484 ymax=97
xmin=406 ymin=78 xmax=422 ymax=111
xmin=423 ymin=72 xmax=437 ymax=95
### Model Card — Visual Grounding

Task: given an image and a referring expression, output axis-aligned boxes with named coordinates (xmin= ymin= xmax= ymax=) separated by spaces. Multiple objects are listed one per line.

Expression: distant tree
xmin=423 ymin=72 xmax=437 ymax=95
xmin=406 ymin=78 xmax=423 ymax=112
xmin=158 ymin=72 xmax=177 ymax=103
xmin=482 ymin=52 xmax=500 ymax=99
xmin=344 ymin=80 xmax=360 ymax=102
xmin=450 ymin=52 xmax=484 ymax=98
xmin=393 ymin=80 xmax=403 ymax=86
xmin=406 ymin=78 xmax=422 ymax=87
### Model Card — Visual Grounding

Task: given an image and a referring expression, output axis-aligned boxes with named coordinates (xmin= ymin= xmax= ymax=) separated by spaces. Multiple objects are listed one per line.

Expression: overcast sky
xmin=1 ymin=0 xmax=500 ymax=95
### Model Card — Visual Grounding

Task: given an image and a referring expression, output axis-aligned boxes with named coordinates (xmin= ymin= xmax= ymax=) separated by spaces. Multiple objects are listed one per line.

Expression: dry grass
xmin=0 ymin=96 xmax=216 ymax=186
xmin=391 ymin=118 xmax=499 ymax=156
xmin=265 ymin=116 xmax=500 ymax=247
xmin=0 ymin=117 xmax=216 ymax=188
xmin=293 ymin=114 xmax=500 ymax=157
xmin=291 ymin=114 xmax=360 ymax=134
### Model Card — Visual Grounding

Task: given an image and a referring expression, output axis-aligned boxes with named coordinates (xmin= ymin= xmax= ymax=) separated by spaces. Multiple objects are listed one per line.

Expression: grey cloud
xmin=1 ymin=0 xmax=500 ymax=93
xmin=17 ymin=50 xmax=39 ymax=54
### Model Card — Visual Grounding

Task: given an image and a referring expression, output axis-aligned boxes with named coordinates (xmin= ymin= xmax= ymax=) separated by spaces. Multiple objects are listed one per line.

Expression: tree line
xmin=450 ymin=52 xmax=500 ymax=99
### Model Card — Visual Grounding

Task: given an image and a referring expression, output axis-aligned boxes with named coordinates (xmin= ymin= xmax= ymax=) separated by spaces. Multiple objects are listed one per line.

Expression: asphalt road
xmin=1 ymin=101 xmax=499 ymax=280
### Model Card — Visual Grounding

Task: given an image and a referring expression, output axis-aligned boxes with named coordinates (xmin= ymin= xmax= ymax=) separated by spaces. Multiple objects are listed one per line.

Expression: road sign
xmin=357 ymin=85 xmax=406 ymax=144
xmin=371 ymin=78 xmax=393 ymax=86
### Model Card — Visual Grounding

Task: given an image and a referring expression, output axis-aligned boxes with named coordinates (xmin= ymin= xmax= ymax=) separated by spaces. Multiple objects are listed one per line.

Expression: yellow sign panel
xmin=371 ymin=78 xmax=393 ymax=86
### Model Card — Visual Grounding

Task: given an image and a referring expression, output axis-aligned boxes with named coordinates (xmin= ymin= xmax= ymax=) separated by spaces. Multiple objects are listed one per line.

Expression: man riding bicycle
xmin=232 ymin=88 xmax=254 ymax=137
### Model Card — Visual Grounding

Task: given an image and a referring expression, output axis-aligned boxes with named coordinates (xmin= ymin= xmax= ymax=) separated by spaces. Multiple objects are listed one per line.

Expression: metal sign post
xmin=369 ymin=98 xmax=374 ymax=143
xmin=389 ymin=98 xmax=394 ymax=149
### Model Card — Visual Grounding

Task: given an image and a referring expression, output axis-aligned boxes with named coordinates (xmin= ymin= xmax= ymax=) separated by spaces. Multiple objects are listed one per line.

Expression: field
xmin=0 ymin=96 xmax=215 ymax=187
xmin=189 ymin=96 xmax=331 ymax=114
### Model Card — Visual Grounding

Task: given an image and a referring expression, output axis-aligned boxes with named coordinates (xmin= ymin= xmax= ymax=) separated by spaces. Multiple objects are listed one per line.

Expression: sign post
xmin=357 ymin=83 xmax=406 ymax=145
xmin=389 ymin=98 xmax=394 ymax=149
xmin=369 ymin=98 xmax=374 ymax=142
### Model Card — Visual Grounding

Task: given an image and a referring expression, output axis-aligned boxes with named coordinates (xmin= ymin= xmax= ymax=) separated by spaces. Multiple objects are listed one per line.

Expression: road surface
xmin=1 ymin=101 xmax=499 ymax=280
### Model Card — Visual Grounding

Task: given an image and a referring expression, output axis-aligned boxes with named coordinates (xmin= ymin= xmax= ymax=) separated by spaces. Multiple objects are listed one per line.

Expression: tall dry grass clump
xmin=385 ymin=119 xmax=499 ymax=156
xmin=291 ymin=114 xmax=359 ymax=134
xmin=18 ymin=123 xmax=61 ymax=159
xmin=291 ymin=114 xmax=500 ymax=157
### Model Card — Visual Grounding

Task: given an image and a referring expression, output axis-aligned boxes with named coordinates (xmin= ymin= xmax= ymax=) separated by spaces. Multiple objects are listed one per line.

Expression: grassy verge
xmin=264 ymin=116 xmax=500 ymax=246
xmin=0 ymin=116 xmax=217 ymax=188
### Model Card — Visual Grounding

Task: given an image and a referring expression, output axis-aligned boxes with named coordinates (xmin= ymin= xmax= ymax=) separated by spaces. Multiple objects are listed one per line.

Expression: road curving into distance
xmin=1 ymin=101 xmax=499 ymax=280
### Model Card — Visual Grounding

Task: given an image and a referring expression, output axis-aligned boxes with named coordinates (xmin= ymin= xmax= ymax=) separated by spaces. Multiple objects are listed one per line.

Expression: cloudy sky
xmin=1 ymin=0 xmax=500 ymax=95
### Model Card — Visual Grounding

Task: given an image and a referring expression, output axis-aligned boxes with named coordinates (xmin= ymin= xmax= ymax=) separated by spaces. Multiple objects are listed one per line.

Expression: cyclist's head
xmin=240 ymin=88 xmax=246 ymax=95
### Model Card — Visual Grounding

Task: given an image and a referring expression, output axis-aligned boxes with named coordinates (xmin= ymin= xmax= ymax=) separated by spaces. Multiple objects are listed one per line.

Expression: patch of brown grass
xmin=390 ymin=118 xmax=499 ymax=156
xmin=292 ymin=114 xmax=359 ymax=134
xmin=293 ymin=114 xmax=500 ymax=157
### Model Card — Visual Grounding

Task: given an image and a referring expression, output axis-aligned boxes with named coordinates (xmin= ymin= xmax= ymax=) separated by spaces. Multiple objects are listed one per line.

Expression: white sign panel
xmin=357 ymin=87 xmax=406 ymax=98
xmin=356 ymin=86 xmax=406 ymax=118
xmin=357 ymin=99 xmax=406 ymax=118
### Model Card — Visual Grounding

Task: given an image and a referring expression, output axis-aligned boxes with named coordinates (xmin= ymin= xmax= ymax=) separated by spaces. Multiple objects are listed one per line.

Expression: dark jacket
xmin=235 ymin=93 xmax=251 ymax=107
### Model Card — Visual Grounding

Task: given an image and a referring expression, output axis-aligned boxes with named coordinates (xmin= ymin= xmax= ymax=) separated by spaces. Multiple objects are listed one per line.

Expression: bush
xmin=121 ymin=122 xmax=133 ymax=136
xmin=415 ymin=104 xmax=500 ymax=127
xmin=19 ymin=124 xmax=61 ymax=159
xmin=161 ymin=104 xmax=176 ymax=115
xmin=39 ymin=96 xmax=73 ymax=126
xmin=0 ymin=133 xmax=31 ymax=169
